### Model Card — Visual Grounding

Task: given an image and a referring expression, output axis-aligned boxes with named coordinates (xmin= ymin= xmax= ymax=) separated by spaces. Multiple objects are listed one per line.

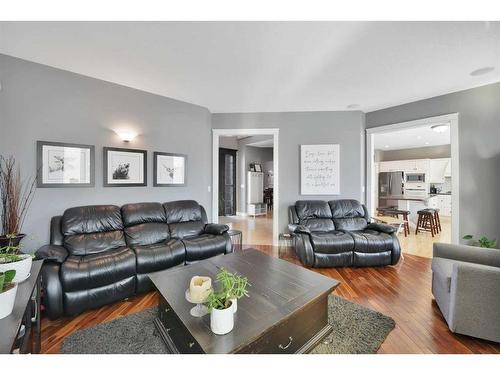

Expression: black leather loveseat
xmin=36 ymin=200 xmax=232 ymax=319
xmin=288 ymin=200 xmax=401 ymax=268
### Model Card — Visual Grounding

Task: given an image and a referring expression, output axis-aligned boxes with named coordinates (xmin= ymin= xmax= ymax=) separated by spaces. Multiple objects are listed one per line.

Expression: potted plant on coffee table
xmin=0 ymin=156 xmax=37 ymax=282
xmin=0 ymin=269 xmax=17 ymax=319
xmin=206 ymin=267 xmax=250 ymax=335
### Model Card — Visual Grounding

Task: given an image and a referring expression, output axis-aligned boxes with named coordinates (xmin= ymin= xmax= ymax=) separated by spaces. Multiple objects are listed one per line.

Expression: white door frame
xmin=212 ymin=128 xmax=279 ymax=246
xmin=366 ymin=113 xmax=460 ymax=244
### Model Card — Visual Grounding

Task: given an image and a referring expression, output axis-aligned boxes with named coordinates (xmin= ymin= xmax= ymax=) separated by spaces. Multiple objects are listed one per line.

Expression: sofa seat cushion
xmin=310 ymin=231 xmax=354 ymax=254
xmin=182 ymin=234 xmax=228 ymax=262
xmin=134 ymin=239 xmax=185 ymax=273
xmin=61 ymin=247 xmax=136 ymax=292
xmin=349 ymin=230 xmax=393 ymax=253
xmin=431 ymin=258 xmax=471 ymax=293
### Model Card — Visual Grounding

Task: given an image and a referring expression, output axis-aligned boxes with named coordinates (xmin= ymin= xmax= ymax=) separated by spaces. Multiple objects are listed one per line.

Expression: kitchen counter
xmin=380 ymin=192 xmax=451 ymax=201
xmin=380 ymin=195 xmax=430 ymax=202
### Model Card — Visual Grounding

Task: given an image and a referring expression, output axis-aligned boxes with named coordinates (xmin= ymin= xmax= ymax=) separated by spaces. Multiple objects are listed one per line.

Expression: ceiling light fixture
xmin=470 ymin=66 xmax=495 ymax=76
xmin=431 ymin=124 xmax=449 ymax=133
xmin=384 ymin=145 xmax=389 ymax=148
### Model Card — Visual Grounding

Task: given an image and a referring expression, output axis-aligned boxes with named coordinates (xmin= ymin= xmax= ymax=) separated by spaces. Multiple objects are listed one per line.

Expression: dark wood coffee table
xmin=149 ymin=249 xmax=339 ymax=353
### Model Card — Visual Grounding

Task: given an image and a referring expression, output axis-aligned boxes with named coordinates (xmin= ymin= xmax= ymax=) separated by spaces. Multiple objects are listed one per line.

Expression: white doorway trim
xmin=212 ymin=128 xmax=279 ymax=246
xmin=366 ymin=113 xmax=460 ymax=244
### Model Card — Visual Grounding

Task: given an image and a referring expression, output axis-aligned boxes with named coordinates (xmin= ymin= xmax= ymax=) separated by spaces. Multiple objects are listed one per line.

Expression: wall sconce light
xmin=116 ymin=131 xmax=138 ymax=143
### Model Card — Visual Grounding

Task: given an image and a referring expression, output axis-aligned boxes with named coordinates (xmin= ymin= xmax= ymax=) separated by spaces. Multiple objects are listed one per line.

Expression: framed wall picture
xmin=103 ymin=147 xmax=147 ymax=187
xmin=154 ymin=152 xmax=187 ymax=186
xmin=300 ymin=144 xmax=340 ymax=195
xmin=37 ymin=141 xmax=95 ymax=188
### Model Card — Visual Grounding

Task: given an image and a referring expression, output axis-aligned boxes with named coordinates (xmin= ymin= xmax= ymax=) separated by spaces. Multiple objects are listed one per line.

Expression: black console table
xmin=0 ymin=259 xmax=43 ymax=354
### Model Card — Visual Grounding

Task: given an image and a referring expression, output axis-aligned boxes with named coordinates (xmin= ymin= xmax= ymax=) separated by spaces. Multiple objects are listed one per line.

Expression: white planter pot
xmin=0 ymin=283 xmax=18 ymax=319
xmin=210 ymin=303 xmax=234 ymax=335
xmin=231 ymin=298 xmax=237 ymax=313
xmin=0 ymin=254 xmax=32 ymax=283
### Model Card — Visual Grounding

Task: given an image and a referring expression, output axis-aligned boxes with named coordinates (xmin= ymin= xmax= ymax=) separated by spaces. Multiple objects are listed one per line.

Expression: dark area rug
xmin=61 ymin=295 xmax=395 ymax=354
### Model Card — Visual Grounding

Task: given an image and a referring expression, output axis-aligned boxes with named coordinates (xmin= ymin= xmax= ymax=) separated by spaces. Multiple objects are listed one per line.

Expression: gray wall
xmin=212 ymin=112 xmax=365 ymax=233
xmin=377 ymin=144 xmax=451 ymax=161
xmin=367 ymin=82 xmax=500 ymax=244
xmin=0 ymin=54 xmax=212 ymax=252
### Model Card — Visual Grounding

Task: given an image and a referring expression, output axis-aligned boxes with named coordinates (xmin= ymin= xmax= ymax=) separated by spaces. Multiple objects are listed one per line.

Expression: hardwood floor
xmin=219 ymin=211 xmax=273 ymax=246
xmin=398 ymin=216 xmax=451 ymax=258
xmin=40 ymin=245 xmax=500 ymax=354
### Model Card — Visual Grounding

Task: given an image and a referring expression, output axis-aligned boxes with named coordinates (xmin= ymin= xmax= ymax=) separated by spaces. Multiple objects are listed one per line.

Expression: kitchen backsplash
xmin=432 ymin=177 xmax=452 ymax=193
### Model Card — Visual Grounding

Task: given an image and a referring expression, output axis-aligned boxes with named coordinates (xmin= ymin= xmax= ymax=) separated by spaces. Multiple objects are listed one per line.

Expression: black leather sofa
xmin=288 ymin=200 xmax=401 ymax=268
xmin=36 ymin=200 xmax=232 ymax=319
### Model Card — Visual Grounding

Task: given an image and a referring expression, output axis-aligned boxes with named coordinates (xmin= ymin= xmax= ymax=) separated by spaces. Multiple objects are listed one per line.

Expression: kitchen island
xmin=379 ymin=195 xmax=434 ymax=226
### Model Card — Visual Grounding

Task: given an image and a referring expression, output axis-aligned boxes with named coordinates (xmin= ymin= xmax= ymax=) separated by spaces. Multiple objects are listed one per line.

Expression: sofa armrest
xmin=36 ymin=244 xmax=69 ymax=264
xmin=433 ymin=243 xmax=500 ymax=268
xmin=204 ymin=223 xmax=229 ymax=235
xmin=293 ymin=225 xmax=311 ymax=234
xmin=448 ymin=262 xmax=500 ymax=341
xmin=41 ymin=262 xmax=64 ymax=319
xmin=293 ymin=233 xmax=315 ymax=267
xmin=366 ymin=222 xmax=396 ymax=234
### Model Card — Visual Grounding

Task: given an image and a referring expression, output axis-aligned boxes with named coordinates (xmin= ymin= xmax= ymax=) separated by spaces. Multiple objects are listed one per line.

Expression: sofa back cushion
xmin=295 ymin=200 xmax=335 ymax=232
xmin=62 ymin=205 xmax=126 ymax=256
xmin=163 ymin=200 xmax=206 ymax=239
xmin=122 ymin=202 xmax=170 ymax=247
xmin=329 ymin=200 xmax=367 ymax=231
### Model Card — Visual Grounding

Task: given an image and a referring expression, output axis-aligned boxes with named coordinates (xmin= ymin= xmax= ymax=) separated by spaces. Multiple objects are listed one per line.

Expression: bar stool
xmin=416 ymin=209 xmax=437 ymax=237
xmin=433 ymin=208 xmax=442 ymax=233
xmin=377 ymin=207 xmax=410 ymax=237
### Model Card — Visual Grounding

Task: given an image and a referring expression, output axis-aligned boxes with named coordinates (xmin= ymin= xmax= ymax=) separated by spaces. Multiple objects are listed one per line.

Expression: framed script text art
xmin=37 ymin=141 xmax=95 ymax=188
xmin=153 ymin=152 xmax=187 ymax=187
xmin=300 ymin=144 xmax=340 ymax=195
xmin=103 ymin=147 xmax=147 ymax=187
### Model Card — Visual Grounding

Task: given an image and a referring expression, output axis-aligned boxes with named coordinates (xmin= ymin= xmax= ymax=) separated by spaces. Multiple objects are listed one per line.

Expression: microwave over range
xmin=405 ymin=173 xmax=425 ymax=183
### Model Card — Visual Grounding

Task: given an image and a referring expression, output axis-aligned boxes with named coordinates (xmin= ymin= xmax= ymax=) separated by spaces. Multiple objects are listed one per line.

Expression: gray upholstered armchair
xmin=432 ymin=243 xmax=500 ymax=343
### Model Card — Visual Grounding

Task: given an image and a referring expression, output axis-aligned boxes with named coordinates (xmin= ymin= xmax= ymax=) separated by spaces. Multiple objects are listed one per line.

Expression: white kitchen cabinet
xmin=429 ymin=159 xmax=449 ymax=183
xmin=414 ymin=159 xmax=430 ymax=173
xmin=444 ymin=159 xmax=452 ymax=177
xmin=379 ymin=160 xmax=408 ymax=172
xmin=428 ymin=194 xmax=451 ymax=216
xmin=380 ymin=159 xmax=431 ymax=174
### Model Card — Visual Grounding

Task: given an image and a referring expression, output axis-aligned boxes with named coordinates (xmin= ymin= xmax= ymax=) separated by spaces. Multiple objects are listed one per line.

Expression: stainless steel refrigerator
xmin=378 ymin=171 xmax=405 ymax=198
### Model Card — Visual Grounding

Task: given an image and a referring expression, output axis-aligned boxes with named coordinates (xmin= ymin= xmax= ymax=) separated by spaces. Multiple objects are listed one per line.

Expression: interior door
xmin=218 ymin=148 xmax=237 ymax=216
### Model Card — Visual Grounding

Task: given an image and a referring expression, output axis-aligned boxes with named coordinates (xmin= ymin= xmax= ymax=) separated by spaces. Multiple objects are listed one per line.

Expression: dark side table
xmin=0 ymin=259 xmax=43 ymax=354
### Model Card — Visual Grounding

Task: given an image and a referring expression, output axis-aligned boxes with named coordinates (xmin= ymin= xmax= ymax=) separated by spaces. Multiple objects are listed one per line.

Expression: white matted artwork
xmin=37 ymin=141 xmax=95 ymax=187
xmin=103 ymin=147 xmax=147 ymax=187
xmin=154 ymin=152 xmax=187 ymax=186
xmin=300 ymin=144 xmax=340 ymax=195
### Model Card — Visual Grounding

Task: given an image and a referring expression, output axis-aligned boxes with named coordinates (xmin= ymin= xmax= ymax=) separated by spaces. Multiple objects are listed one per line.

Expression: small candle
xmin=189 ymin=276 xmax=212 ymax=303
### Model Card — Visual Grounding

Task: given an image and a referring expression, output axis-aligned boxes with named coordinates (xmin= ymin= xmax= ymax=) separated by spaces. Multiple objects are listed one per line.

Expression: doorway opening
xmin=366 ymin=113 xmax=459 ymax=258
xmin=212 ymin=129 xmax=279 ymax=247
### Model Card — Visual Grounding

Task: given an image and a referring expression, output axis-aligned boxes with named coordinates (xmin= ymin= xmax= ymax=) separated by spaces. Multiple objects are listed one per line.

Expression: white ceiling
xmin=245 ymin=138 xmax=274 ymax=148
xmin=1 ymin=21 xmax=499 ymax=113
xmin=374 ymin=124 xmax=450 ymax=151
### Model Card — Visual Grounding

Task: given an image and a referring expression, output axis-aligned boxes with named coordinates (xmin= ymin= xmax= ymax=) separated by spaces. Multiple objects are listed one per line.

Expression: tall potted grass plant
xmin=0 ymin=156 xmax=37 ymax=282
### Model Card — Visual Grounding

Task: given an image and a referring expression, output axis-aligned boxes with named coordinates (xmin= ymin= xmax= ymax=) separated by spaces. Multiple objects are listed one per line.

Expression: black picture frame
xmin=103 ymin=147 xmax=147 ymax=187
xmin=36 ymin=140 xmax=95 ymax=188
xmin=153 ymin=152 xmax=187 ymax=187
